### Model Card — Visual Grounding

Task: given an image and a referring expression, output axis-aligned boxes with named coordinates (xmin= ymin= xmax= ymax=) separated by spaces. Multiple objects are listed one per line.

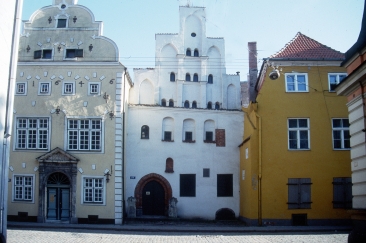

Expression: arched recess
xmin=161 ymin=44 xmax=178 ymax=81
xmin=139 ymin=79 xmax=154 ymax=104
xmin=134 ymin=173 xmax=173 ymax=215
xmin=207 ymin=46 xmax=221 ymax=77
xmin=184 ymin=15 xmax=202 ymax=49
xmin=227 ymin=84 xmax=237 ymax=109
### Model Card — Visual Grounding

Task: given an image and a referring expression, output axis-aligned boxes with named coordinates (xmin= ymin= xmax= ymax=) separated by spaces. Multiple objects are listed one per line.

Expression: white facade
xmin=126 ymin=6 xmax=243 ymax=220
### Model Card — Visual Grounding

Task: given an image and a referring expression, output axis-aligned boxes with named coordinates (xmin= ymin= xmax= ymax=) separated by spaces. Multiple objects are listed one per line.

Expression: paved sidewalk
xmin=7 ymin=221 xmax=352 ymax=233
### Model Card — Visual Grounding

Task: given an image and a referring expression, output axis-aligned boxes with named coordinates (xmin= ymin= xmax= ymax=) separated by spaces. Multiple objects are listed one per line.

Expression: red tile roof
xmin=270 ymin=32 xmax=345 ymax=59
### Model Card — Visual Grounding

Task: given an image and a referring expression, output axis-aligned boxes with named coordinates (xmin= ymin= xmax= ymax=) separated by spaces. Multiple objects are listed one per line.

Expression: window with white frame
xmin=328 ymin=73 xmax=347 ymax=92
xmin=62 ymin=81 xmax=75 ymax=95
xmin=13 ymin=175 xmax=34 ymax=202
xmin=16 ymin=82 xmax=27 ymax=95
xmin=16 ymin=118 xmax=49 ymax=150
xmin=82 ymin=177 xmax=104 ymax=204
xmin=88 ymin=82 xmax=100 ymax=96
xmin=332 ymin=118 xmax=350 ymax=150
xmin=67 ymin=119 xmax=102 ymax=151
xmin=38 ymin=82 xmax=51 ymax=95
xmin=285 ymin=73 xmax=308 ymax=92
xmin=288 ymin=118 xmax=310 ymax=150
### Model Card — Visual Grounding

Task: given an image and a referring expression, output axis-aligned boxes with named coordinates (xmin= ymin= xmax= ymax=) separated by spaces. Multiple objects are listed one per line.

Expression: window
xmin=215 ymin=102 xmax=220 ymax=110
xmin=184 ymin=100 xmax=190 ymax=108
xmin=329 ymin=73 xmax=347 ymax=92
xmin=62 ymin=82 xmax=75 ymax=95
xmin=169 ymin=99 xmax=174 ymax=107
xmin=288 ymin=118 xmax=309 ymax=150
xmin=207 ymin=102 xmax=212 ymax=109
xmin=180 ymin=174 xmax=196 ymax=197
xmin=332 ymin=119 xmax=350 ymax=150
xmin=13 ymin=175 xmax=34 ymax=202
xmin=38 ymin=82 xmax=51 ymax=95
xmin=287 ymin=178 xmax=312 ymax=209
xmin=205 ymin=131 xmax=213 ymax=142
xmin=164 ymin=131 xmax=172 ymax=141
xmin=141 ymin=125 xmax=149 ymax=139
xmin=67 ymin=119 xmax=102 ymax=151
xmin=191 ymin=33 xmax=196 ymax=37
xmin=184 ymin=131 xmax=193 ymax=142
xmin=16 ymin=82 xmax=27 ymax=95
xmin=285 ymin=73 xmax=308 ymax=92
xmin=83 ymin=177 xmax=104 ymax=204
xmin=170 ymin=72 xmax=175 ymax=82
xmin=194 ymin=49 xmax=199 ymax=57
xmin=65 ymin=49 xmax=83 ymax=58
xmin=208 ymin=74 xmax=213 ymax=84
xmin=57 ymin=19 xmax=67 ymax=28
xmin=161 ymin=99 xmax=166 ymax=107
xmin=88 ymin=82 xmax=100 ymax=96
xmin=215 ymin=129 xmax=226 ymax=147
xmin=203 ymin=168 xmax=210 ymax=177
xmin=186 ymin=49 xmax=191 ymax=56
xmin=163 ymin=117 xmax=174 ymax=141
xmin=34 ymin=49 xmax=52 ymax=59
xmin=217 ymin=174 xmax=233 ymax=197
xmin=333 ymin=177 xmax=352 ymax=209
xmin=16 ymin=118 xmax=49 ymax=150
xmin=185 ymin=73 xmax=191 ymax=81
xmin=183 ymin=119 xmax=195 ymax=143
xmin=193 ymin=73 xmax=198 ymax=82
xmin=192 ymin=101 xmax=197 ymax=108
xmin=165 ymin=158 xmax=174 ymax=173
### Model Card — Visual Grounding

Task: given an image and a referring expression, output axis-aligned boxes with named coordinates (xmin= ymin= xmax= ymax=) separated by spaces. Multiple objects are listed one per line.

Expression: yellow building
xmin=240 ymin=33 xmax=352 ymax=226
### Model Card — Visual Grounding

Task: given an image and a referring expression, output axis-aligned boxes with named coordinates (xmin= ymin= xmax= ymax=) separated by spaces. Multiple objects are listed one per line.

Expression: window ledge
xmin=162 ymin=140 xmax=174 ymax=142
xmin=204 ymin=140 xmax=216 ymax=143
xmin=183 ymin=140 xmax=196 ymax=143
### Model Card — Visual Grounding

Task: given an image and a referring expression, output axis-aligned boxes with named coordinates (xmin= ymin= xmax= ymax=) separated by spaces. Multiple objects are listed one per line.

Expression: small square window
xmin=205 ymin=131 xmax=213 ymax=142
xmin=203 ymin=168 xmax=210 ymax=177
xmin=16 ymin=82 xmax=27 ymax=95
xmin=185 ymin=131 xmax=192 ymax=141
xmin=34 ymin=49 xmax=53 ymax=59
xmin=180 ymin=174 xmax=196 ymax=197
xmin=164 ymin=131 xmax=172 ymax=141
xmin=38 ymin=82 xmax=51 ymax=95
xmin=57 ymin=19 xmax=67 ymax=28
xmin=62 ymin=82 xmax=75 ymax=95
xmin=88 ymin=83 xmax=100 ymax=96
xmin=65 ymin=49 xmax=83 ymax=58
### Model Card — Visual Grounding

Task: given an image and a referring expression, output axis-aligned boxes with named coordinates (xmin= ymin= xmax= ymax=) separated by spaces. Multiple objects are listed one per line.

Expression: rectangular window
xmin=13 ymin=175 xmax=34 ymax=202
xmin=62 ymin=82 xmax=75 ymax=95
xmin=333 ymin=177 xmax=352 ymax=209
xmin=65 ymin=49 xmax=83 ymax=58
xmin=83 ymin=177 xmax=104 ymax=203
xmin=164 ymin=131 xmax=172 ymax=141
xmin=285 ymin=73 xmax=308 ymax=92
xmin=16 ymin=118 xmax=49 ymax=150
xmin=16 ymin=82 xmax=27 ymax=95
xmin=34 ymin=49 xmax=53 ymax=59
xmin=287 ymin=178 xmax=312 ymax=209
xmin=38 ymin=82 xmax=51 ymax=95
xmin=184 ymin=131 xmax=192 ymax=141
xmin=180 ymin=174 xmax=196 ymax=197
xmin=88 ymin=83 xmax=100 ymax=96
xmin=67 ymin=119 xmax=102 ymax=151
xmin=332 ymin=119 xmax=350 ymax=150
xmin=329 ymin=73 xmax=347 ymax=92
xmin=288 ymin=118 xmax=310 ymax=150
xmin=203 ymin=168 xmax=210 ymax=177
xmin=217 ymin=174 xmax=233 ymax=197
xmin=57 ymin=19 xmax=67 ymax=28
xmin=205 ymin=131 xmax=213 ymax=142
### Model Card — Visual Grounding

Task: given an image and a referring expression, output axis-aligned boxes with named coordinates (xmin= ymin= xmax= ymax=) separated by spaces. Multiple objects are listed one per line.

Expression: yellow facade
xmin=240 ymin=63 xmax=351 ymax=226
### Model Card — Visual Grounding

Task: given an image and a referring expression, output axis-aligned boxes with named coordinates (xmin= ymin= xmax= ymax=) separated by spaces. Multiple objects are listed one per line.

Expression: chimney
xmin=248 ymin=42 xmax=258 ymax=102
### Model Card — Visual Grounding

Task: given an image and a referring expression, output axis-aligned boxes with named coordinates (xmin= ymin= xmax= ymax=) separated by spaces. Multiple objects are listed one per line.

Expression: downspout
xmin=121 ymin=67 xmax=127 ymax=224
xmin=256 ymin=113 xmax=262 ymax=226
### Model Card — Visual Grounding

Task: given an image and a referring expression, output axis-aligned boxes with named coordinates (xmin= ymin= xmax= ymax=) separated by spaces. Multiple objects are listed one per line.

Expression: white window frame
xmin=62 ymin=81 xmax=75 ymax=95
xmin=14 ymin=117 xmax=50 ymax=150
xmin=332 ymin=118 xmax=350 ymax=150
xmin=285 ymin=73 xmax=309 ymax=92
xmin=88 ymin=82 xmax=101 ymax=96
xmin=15 ymin=82 xmax=27 ymax=96
xmin=65 ymin=117 xmax=104 ymax=153
xmin=12 ymin=174 xmax=35 ymax=203
xmin=288 ymin=118 xmax=310 ymax=150
xmin=328 ymin=73 xmax=347 ymax=92
xmin=38 ymin=82 xmax=51 ymax=95
xmin=81 ymin=176 xmax=106 ymax=205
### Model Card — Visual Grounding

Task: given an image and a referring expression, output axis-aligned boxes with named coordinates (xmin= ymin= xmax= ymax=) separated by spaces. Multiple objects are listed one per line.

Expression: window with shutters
xmin=287 ymin=178 xmax=312 ymax=209
xmin=180 ymin=174 xmax=196 ymax=197
xmin=333 ymin=177 xmax=352 ymax=209
xmin=217 ymin=174 xmax=233 ymax=197
xmin=65 ymin=49 xmax=83 ymax=59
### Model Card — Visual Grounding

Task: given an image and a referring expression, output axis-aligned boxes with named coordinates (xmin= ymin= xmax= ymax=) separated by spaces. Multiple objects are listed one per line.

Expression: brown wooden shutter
xmin=215 ymin=129 xmax=225 ymax=147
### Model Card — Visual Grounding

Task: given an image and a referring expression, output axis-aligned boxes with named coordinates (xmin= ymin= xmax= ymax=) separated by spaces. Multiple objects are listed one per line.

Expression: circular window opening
xmin=191 ymin=33 xmax=196 ymax=37
xmin=61 ymin=4 xmax=66 ymax=9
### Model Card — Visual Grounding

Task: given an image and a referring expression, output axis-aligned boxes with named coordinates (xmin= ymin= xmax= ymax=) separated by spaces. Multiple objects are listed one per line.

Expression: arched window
xmin=183 ymin=119 xmax=195 ymax=142
xmin=184 ymin=100 xmax=190 ymax=108
xmin=165 ymin=158 xmax=174 ymax=173
xmin=161 ymin=99 xmax=166 ymax=107
xmin=207 ymin=102 xmax=212 ymax=109
xmin=163 ymin=117 xmax=174 ymax=141
xmin=192 ymin=101 xmax=197 ymax=108
xmin=194 ymin=49 xmax=199 ymax=57
xmin=186 ymin=48 xmax=191 ymax=56
xmin=215 ymin=102 xmax=220 ymax=110
xmin=169 ymin=99 xmax=174 ymax=107
xmin=193 ymin=73 xmax=198 ymax=82
xmin=170 ymin=72 xmax=175 ymax=82
xmin=185 ymin=73 xmax=191 ymax=81
xmin=141 ymin=125 xmax=149 ymax=139
xmin=208 ymin=74 xmax=213 ymax=84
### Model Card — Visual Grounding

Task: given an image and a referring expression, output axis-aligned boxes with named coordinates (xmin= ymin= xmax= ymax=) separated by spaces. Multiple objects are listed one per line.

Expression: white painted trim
xmin=11 ymin=174 xmax=36 ymax=203
xmin=15 ymin=82 xmax=28 ymax=96
xmin=80 ymin=175 xmax=106 ymax=206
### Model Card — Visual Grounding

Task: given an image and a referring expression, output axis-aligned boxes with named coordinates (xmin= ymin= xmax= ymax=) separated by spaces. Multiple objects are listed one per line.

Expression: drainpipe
xmin=256 ymin=113 xmax=262 ymax=226
xmin=121 ymin=67 xmax=127 ymax=224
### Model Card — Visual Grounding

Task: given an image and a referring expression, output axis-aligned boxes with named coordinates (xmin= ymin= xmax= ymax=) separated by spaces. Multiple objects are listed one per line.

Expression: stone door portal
xmin=46 ymin=172 xmax=70 ymax=220
xmin=142 ymin=180 xmax=165 ymax=215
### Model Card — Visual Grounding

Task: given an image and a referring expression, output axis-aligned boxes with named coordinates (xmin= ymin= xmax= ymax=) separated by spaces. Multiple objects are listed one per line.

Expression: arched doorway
xmin=135 ymin=173 xmax=172 ymax=216
xmin=46 ymin=172 xmax=70 ymax=221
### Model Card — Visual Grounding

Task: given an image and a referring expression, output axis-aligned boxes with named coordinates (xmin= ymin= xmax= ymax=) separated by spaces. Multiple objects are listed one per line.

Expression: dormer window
xmin=65 ymin=49 xmax=83 ymax=58
xmin=57 ymin=19 xmax=67 ymax=28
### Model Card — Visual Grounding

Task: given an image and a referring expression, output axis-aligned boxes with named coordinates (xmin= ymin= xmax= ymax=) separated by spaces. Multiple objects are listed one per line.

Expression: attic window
xmin=61 ymin=4 xmax=66 ymax=9
xmin=66 ymin=49 xmax=83 ymax=58
xmin=57 ymin=19 xmax=67 ymax=28
xmin=191 ymin=33 xmax=196 ymax=37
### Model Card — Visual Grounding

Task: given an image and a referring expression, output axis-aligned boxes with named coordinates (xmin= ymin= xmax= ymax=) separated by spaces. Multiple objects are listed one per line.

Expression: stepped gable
xmin=270 ymin=32 xmax=345 ymax=60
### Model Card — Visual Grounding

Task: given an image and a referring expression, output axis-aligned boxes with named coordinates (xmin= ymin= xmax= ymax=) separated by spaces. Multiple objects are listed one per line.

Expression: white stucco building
xmin=126 ymin=6 xmax=243 ymax=220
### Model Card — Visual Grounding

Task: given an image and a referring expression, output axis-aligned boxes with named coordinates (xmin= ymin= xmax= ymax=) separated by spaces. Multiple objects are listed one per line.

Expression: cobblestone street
xmin=7 ymin=229 xmax=348 ymax=243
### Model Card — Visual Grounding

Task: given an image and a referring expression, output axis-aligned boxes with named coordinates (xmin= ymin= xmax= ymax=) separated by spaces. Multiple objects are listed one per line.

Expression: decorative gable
xmin=36 ymin=147 xmax=79 ymax=163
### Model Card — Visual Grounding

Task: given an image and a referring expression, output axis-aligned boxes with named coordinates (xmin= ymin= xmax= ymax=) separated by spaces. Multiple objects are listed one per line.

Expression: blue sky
xmin=22 ymin=0 xmax=364 ymax=81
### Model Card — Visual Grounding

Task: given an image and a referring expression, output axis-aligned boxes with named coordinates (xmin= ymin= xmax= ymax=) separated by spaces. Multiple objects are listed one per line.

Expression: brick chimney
xmin=248 ymin=42 xmax=258 ymax=102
